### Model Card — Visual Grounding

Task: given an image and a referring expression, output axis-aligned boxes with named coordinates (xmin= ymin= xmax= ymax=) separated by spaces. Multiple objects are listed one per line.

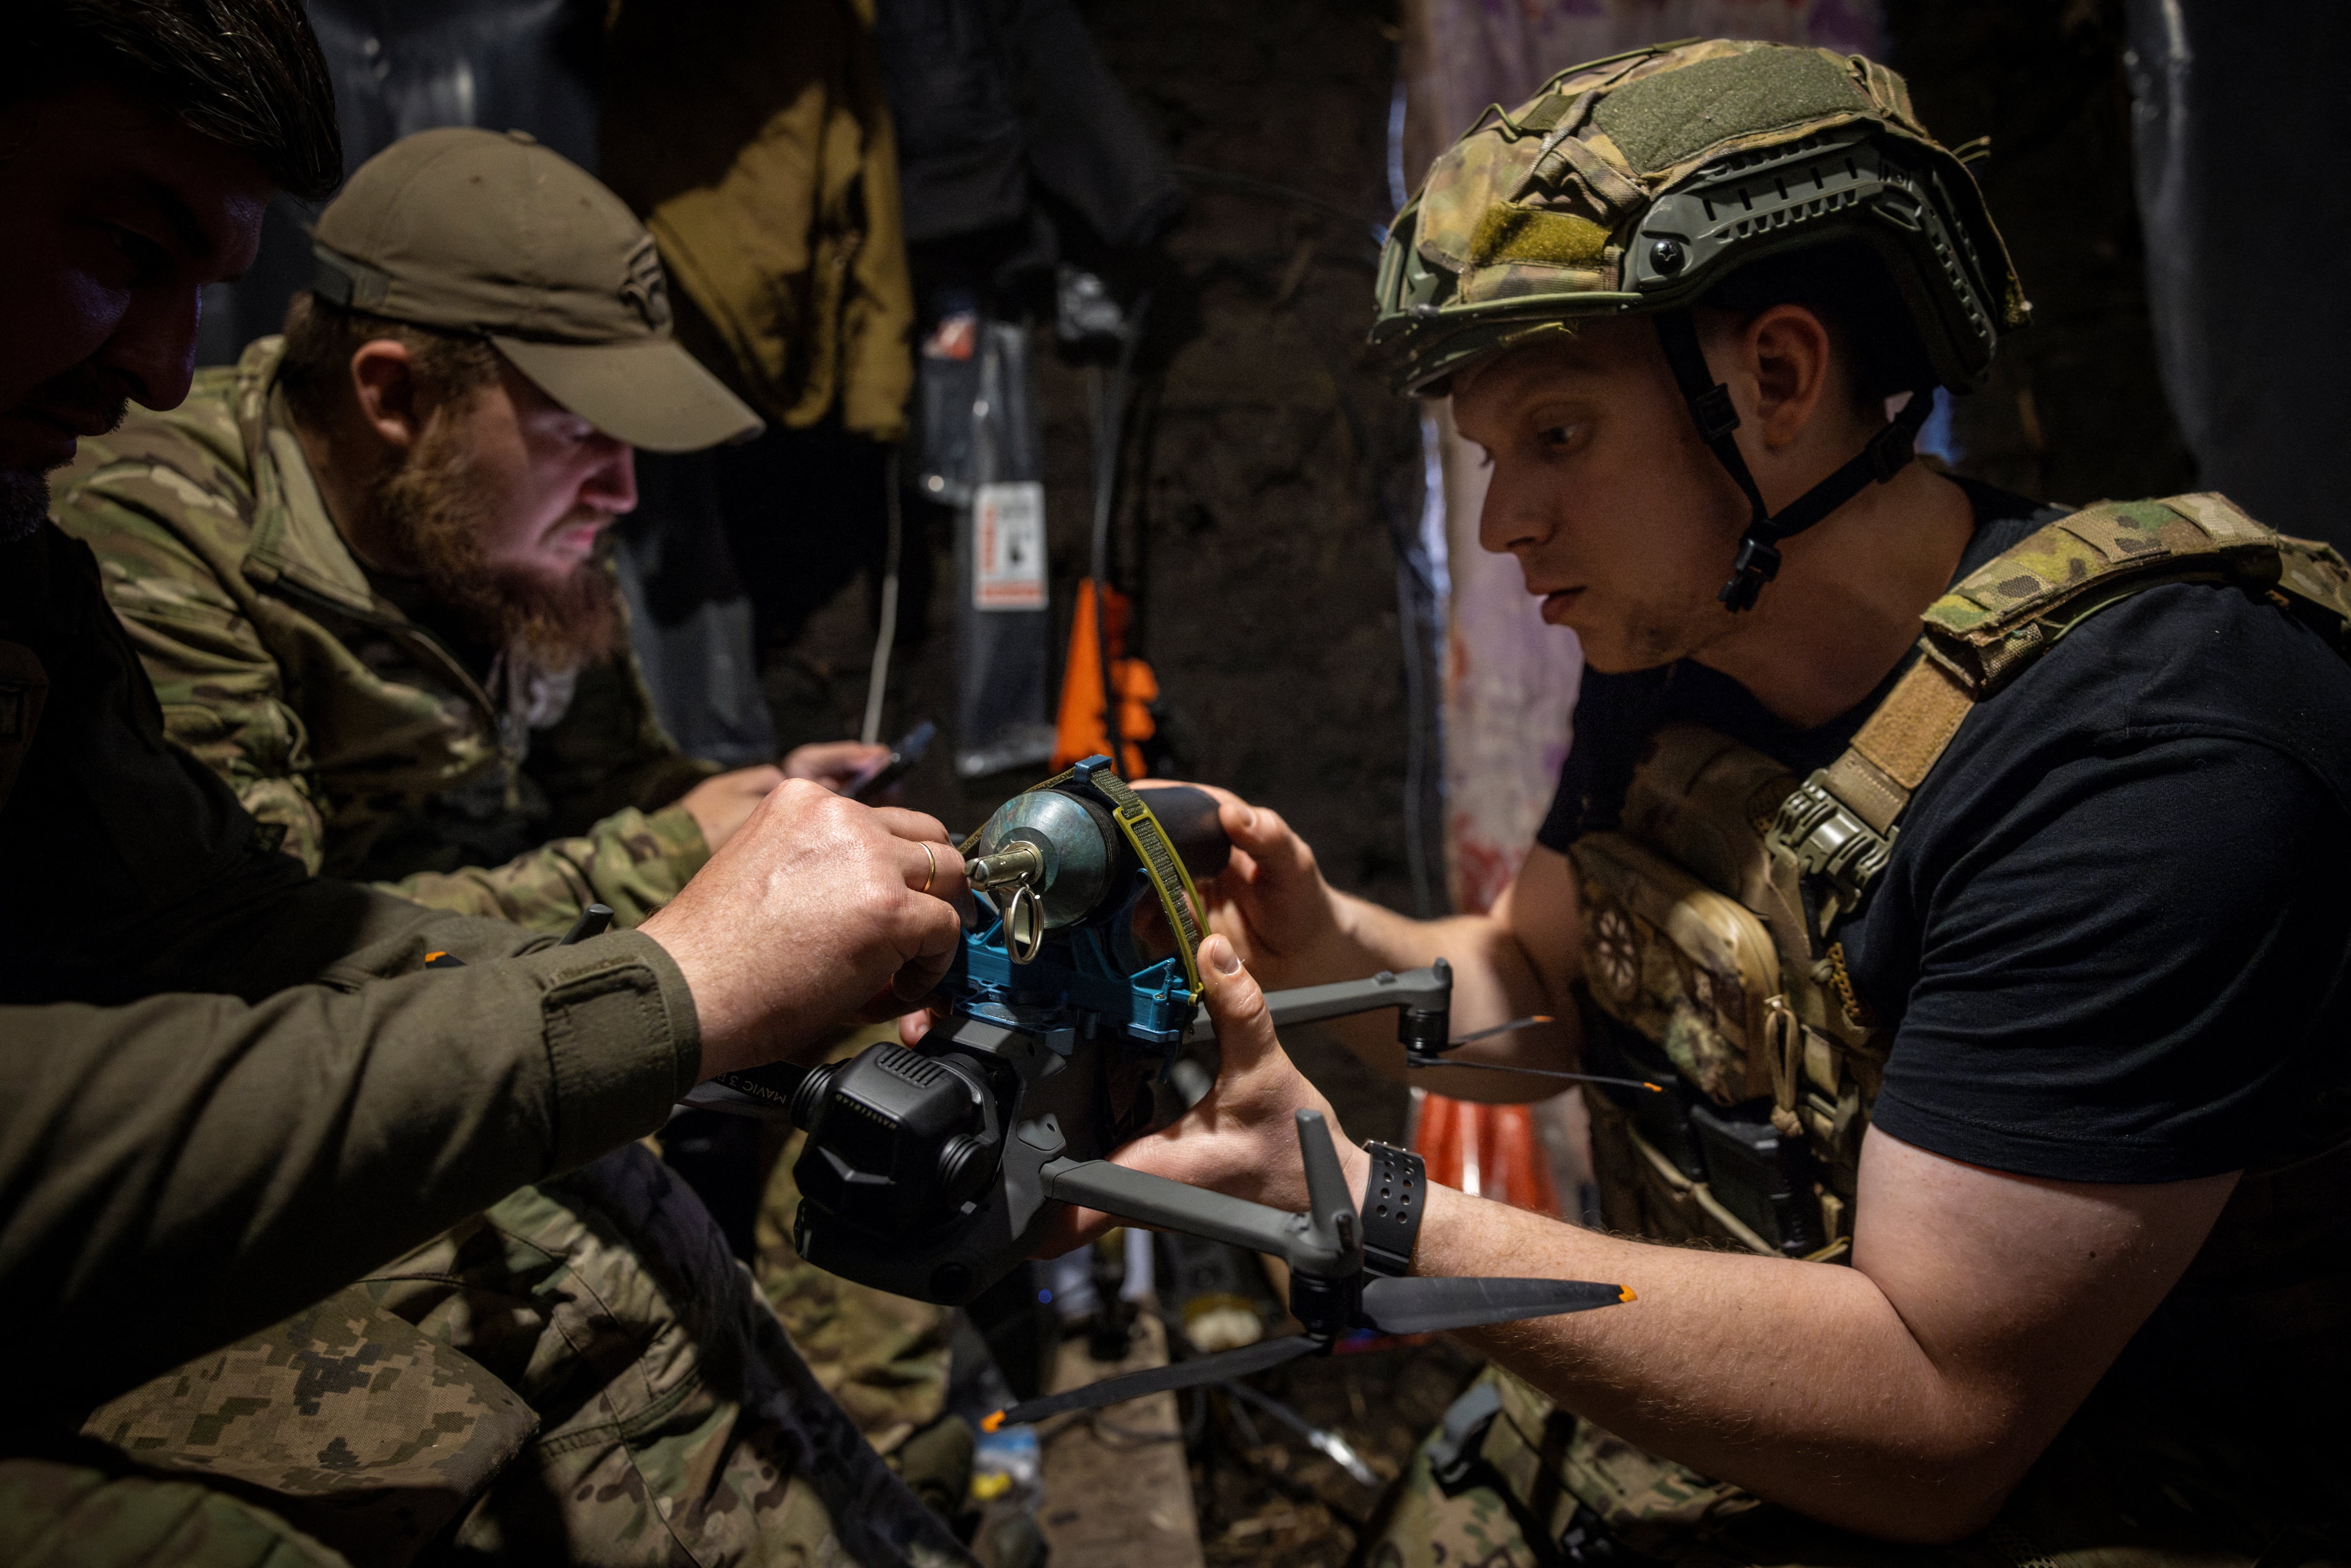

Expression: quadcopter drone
xmin=679 ymin=756 xmax=1646 ymax=1425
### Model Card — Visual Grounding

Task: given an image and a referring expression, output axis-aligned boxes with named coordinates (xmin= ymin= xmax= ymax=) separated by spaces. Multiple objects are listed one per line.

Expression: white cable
xmin=861 ymin=448 xmax=903 ymax=745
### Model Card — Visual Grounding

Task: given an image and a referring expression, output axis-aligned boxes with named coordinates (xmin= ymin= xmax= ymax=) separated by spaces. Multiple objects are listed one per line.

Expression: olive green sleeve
xmin=372 ymin=802 xmax=714 ymax=934
xmin=0 ymin=925 xmax=701 ymax=1419
xmin=53 ymin=464 xmax=331 ymax=871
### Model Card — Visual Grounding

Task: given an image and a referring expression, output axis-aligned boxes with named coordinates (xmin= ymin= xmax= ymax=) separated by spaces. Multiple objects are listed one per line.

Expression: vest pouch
xmin=1584 ymin=1011 xmax=1705 ymax=1179
xmin=1570 ymin=831 xmax=1781 ymax=1107
xmin=1584 ymin=1088 xmax=1795 ymax=1258
xmin=1688 ymin=1101 xmax=1821 ymax=1256
xmin=1585 ymin=1086 xmax=1706 ymax=1245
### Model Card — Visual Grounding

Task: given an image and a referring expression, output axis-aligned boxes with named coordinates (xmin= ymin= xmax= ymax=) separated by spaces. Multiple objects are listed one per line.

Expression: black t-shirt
xmin=1536 ymin=478 xmax=2351 ymax=1183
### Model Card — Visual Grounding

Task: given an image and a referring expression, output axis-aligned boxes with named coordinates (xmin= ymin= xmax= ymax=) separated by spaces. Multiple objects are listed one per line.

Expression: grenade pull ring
xmin=968 ymin=841 xmax=1049 ymax=964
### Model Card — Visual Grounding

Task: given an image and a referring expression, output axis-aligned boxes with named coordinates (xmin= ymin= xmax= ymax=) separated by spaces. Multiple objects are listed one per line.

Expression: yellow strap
xmin=962 ymin=762 xmax=1206 ymax=1002
xmin=1089 ymin=770 xmax=1207 ymax=1002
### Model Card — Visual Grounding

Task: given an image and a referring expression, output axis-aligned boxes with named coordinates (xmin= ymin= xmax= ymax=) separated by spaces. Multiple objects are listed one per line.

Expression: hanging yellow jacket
xmin=600 ymin=0 xmax=915 ymax=442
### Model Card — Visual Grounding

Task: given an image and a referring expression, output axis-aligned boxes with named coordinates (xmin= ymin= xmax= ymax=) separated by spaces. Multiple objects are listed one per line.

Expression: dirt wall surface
xmin=768 ymin=0 xmax=2194 ymax=862
xmin=1886 ymin=0 xmax=2197 ymax=505
xmin=763 ymin=0 xmax=1432 ymax=918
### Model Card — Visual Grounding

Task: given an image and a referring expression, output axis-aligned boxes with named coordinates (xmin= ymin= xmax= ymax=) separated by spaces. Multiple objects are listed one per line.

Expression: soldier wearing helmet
xmin=1136 ymin=40 xmax=2351 ymax=1565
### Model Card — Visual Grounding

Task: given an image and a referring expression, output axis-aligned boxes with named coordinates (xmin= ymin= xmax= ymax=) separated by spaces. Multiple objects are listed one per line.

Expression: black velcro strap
xmin=1361 ymin=1141 xmax=1426 ymax=1277
xmin=311 ymin=242 xmax=391 ymax=309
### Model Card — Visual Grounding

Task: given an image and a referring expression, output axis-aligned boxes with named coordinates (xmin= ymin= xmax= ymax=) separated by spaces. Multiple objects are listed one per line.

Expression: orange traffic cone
xmin=1054 ymin=578 xmax=1159 ymax=776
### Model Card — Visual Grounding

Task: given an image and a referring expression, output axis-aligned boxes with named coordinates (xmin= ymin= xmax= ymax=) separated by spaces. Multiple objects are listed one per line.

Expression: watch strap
xmin=1361 ymin=1141 xmax=1426 ymax=1277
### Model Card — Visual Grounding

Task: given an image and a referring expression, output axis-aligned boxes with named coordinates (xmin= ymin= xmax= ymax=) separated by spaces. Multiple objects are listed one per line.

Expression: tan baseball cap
xmin=309 ymin=127 xmax=762 ymax=453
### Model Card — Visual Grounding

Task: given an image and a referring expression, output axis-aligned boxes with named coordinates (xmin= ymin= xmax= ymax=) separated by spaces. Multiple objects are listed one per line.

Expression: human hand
xmin=1041 ymin=934 xmax=1369 ymax=1253
xmin=1139 ymin=782 xmax=1350 ymax=987
xmin=677 ymin=764 xmax=787 ymax=852
xmin=641 ymin=781 xmax=970 ymax=1081
xmin=783 ymin=740 xmax=893 ymax=795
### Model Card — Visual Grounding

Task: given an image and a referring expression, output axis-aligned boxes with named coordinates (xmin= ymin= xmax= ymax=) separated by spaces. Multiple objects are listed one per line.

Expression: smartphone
xmin=849 ymin=719 xmax=938 ymax=802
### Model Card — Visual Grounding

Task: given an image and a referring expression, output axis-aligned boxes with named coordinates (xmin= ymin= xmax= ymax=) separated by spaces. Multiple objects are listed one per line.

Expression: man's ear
xmin=1740 ymin=306 xmax=1843 ymax=454
xmin=347 ymin=339 xmax=423 ymax=452
xmin=1743 ymin=304 xmax=1840 ymax=452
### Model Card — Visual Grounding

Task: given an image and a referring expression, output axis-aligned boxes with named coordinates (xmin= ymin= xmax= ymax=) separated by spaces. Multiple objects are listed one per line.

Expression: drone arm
xmin=1041 ymin=1158 xmax=1301 ymax=1256
xmin=1185 ymin=961 xmax=1452 ymax=1046
xmin=1295 ymin=1109 xmax=1357 ymax=1255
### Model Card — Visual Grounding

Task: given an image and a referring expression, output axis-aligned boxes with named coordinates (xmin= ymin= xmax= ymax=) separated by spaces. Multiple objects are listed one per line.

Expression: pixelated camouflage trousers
xmin=1364 ymin=1367 xmax=2349 ymax=1568
xmin=20 ymin=1145 xmax=969 ymax=1568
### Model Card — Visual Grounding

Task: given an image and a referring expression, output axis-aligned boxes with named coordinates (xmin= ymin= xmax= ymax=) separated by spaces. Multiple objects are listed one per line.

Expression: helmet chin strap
xmin=1652 ymin=311 xmax=1939 ymax=614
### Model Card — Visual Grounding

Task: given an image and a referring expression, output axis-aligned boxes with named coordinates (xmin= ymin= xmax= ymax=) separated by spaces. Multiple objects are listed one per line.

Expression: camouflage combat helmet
xmin=1374 ymin=39 xmax=2030 ymax=609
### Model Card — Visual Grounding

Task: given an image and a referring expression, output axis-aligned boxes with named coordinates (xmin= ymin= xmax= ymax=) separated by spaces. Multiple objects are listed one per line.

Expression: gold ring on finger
xmin=920 ymin=842 xmax=937 ymax=896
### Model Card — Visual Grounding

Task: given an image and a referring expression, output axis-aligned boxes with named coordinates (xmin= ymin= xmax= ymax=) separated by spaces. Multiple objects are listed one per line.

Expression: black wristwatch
xmin=1360 ymin=1141 xmax=1426 ymax=1277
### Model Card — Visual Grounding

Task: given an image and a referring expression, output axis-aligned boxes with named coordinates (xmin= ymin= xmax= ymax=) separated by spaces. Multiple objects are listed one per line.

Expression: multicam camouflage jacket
xmin=50 ymin=337 xmax=719 ymax=934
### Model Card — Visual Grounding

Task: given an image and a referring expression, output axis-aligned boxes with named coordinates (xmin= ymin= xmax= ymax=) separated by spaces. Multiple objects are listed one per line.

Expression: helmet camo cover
xmin=1373 ymin=40 xmax=2030 ymax=397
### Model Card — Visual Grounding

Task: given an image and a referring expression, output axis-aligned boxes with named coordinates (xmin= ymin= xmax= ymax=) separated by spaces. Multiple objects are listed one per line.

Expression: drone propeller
xmin=983 ymin=1328 xmax=1314 ymax=1429
xmin=984 ymin=1271 xmax=1629 ymax=1429
xmin=1415 ymin=1055 xmax=1667 ymax=1093
xmin=1447 ymin=1013 xmax=1560 ymax=1047
xmin=1417 ymin=1014 xmax=1666 ymax=1094
xmin=1360 ymin=1274 xmax=1632 ymax=1334
xmin=984 ymin=1111 xmax=1633 ymax=1431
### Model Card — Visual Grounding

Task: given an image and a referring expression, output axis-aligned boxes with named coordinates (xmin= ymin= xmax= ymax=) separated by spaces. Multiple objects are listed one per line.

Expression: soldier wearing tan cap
xmin=55 ymin=126 xmax=888 ymax=937
xmin=14 ymin=97 xmax=965 ymax=1564
xmin=55 ymin=122 xmax=971 ymax=1516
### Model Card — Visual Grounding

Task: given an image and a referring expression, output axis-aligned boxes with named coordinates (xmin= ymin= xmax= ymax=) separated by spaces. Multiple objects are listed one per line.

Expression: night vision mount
xmin=678 ymin=757 xmax=1637 ymax=1417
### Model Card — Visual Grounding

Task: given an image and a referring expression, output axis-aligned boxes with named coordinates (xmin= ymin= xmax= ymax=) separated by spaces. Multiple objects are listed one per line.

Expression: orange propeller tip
xmin=1617 ymin=1286 xmax=1637 ymax=1303
xmin=424 ymin=952 xmax=446 ymax=963
xmin=1641 ymin=1082 xmax=1665 ymax=1093
xmin=981 ymin=1410 xmax=1007 ymax=1433
xmin=1531 ymin=1015 xmax=1555 ymax=1024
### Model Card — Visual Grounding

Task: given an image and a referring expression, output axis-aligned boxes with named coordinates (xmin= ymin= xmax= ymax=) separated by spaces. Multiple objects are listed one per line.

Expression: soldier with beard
xmin=53 ymin=121 xmax=969 ymax=1504
xmin=52 ymin=126 xmax=888 ymax=937
xmin=42 ymin=120 xmax=976 ymax=1549
xmin=0 ymin=9 xmax=971 ymax=1563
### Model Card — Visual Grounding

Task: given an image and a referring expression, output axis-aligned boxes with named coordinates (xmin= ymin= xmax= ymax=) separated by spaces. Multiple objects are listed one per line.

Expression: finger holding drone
xmin=1018 ymin=930 xmax=1358 ymax=1258
xmin=1111 ymin=934 xmax=1373 ymax=1219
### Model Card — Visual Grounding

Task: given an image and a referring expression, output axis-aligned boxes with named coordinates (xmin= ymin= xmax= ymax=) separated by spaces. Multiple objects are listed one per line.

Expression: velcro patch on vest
xmin=1849 ymin=658 xmax=1973 ymax=793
